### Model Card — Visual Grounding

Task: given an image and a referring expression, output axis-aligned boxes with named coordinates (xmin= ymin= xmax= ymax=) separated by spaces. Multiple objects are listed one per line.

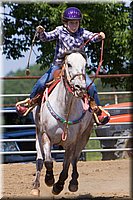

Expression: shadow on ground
xmin=2 ymin=194 xmax=132 ymax=200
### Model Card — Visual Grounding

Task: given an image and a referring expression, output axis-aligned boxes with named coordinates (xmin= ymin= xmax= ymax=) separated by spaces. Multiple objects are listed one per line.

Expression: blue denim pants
xmin=30 ymin=64 xmax=100 ymax=105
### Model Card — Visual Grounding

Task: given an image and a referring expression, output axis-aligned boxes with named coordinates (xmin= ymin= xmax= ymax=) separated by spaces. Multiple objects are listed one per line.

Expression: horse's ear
xmin=53 ymin=69 xmax=62 ymax=80
xmin=65 ymin=48 xmax=87 ymax=60
xmin=58 ymin=53 xmax=66 ymax=60
xmin=58 ymin=48 xmax=87 ymax=61
xmin=78 ymin=49 xmax=87 ymax=61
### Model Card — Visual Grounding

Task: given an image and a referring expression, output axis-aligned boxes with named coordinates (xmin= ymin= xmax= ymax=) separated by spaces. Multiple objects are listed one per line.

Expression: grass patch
xmin=85 ymin=130 xmax=102 ymax=161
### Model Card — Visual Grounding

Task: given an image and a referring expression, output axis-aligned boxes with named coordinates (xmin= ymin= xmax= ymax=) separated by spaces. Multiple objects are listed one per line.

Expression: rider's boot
xmin=16 ymin=94 xmax=41 ymax=116
xmin=89 ymin=97 xmax=110 ymax=125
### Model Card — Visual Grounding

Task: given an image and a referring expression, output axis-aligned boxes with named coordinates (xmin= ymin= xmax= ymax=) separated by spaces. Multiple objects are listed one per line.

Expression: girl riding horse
xmin=16 ymin=7 xmax=110 ymax=125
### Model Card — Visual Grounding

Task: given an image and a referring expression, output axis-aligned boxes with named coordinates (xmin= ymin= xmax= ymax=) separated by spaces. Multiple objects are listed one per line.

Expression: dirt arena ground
xmin=1 ymin=159 xmax=132 ymax=200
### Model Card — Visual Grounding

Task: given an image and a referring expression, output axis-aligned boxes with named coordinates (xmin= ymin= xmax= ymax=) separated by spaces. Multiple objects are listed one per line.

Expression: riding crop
xmin=25 ymin=31 xmax=37 ymax=76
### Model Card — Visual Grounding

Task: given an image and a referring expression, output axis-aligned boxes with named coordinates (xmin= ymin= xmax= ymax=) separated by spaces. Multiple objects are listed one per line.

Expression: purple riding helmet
xmin=63 ymin=7 xmax=82 ymax=20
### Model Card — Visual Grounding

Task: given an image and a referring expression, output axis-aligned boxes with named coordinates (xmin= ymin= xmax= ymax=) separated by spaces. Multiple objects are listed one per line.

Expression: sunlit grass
xmin=85 ymin=130 xmax=102 ymax=161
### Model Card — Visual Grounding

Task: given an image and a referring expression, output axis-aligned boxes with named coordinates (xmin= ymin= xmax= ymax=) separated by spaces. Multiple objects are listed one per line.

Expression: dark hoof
xmin=68 ymin=184 xmax=78 ymax=192
xmin=45 ymin=173 xmax=55 ymax=187
xmin=52 ymin=182 xmax=64 ymax=195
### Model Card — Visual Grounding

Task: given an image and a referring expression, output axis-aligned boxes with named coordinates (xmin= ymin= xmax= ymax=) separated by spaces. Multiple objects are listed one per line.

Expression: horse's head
xmin=63 ymin=49 xmax=87 ymax=98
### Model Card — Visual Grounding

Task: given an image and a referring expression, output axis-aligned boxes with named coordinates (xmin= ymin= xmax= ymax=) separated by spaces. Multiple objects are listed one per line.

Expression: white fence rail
xmin=1 ymin=123 xmax=133 ymax=154
xmin=1 ymin=91 xmax=133 ymax=104
xmin=1 ymin=148 xmax=132 ymax=155
xmin=1 ymin=135 xmax=133 ymax=142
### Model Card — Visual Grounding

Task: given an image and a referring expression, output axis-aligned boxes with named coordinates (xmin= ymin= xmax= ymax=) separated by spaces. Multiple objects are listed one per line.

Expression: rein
xmin=46 ymin=98 xmax=86 ymax=141
xmin=46 ymin=60 xmax=88 ymax=141
xmin=63 ymin=73 xmax=86 ymax=95
xmin=87 ymin=39 xmax=104 ymax=90
xmin=80 ymin=33 xmax=104 ymax=90
xmin=70 ymin=73 xmax=86 ymax=82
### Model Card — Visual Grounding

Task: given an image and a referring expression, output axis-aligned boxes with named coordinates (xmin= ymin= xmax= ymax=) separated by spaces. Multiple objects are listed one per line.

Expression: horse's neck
xmin=48 ymin=78 xmax=73 ymax=110
xmin=48 ymin=78 xmax=82 ymax=116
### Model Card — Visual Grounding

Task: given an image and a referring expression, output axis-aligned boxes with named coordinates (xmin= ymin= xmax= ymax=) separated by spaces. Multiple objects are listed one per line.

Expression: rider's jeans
xmin=30 ymin=64 xmax=100 ymax=105
xmin=86 ymin=75 xmax=100 ymax=105
xmin=30 ymin=64 xmax=60 ymax=99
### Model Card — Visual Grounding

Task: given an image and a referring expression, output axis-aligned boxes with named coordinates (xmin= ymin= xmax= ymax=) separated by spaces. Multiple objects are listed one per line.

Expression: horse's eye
xmin=68 ymin=63 xmax=72 ymax=68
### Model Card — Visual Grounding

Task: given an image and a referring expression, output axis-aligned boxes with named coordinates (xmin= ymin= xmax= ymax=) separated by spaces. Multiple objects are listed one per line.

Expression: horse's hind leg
xmin=32 ymin=159 xmax=43 ymax=190
xmin=31 ymin=129 xmax=44 ymax=196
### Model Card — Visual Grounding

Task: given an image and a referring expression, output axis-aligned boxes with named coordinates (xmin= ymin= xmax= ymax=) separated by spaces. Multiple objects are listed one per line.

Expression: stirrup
xmin=16 ymin=98 xmax=30 ymax=107
xmin=16 ymin=98 xmax=37 ymax=116
xmin=93 ymin=106 xmax=110 ymax=126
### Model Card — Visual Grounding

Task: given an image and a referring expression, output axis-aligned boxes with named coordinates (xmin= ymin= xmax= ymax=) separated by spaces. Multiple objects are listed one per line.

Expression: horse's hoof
xmin=52 ymin=183 xmax=64 ymax=195
xmin=68 ymin=184 xmax=78 ymax=192
xmin=30 ymin=189 xmax=40 ymax=196
xmin=45 ymin=173 xmax=55 ymax=187
xmin=45 ymin=177 xmax=55 ymax=187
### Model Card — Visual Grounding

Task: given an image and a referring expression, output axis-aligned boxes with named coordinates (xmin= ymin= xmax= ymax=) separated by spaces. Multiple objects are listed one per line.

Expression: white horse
xmin=31 ymin=49 xmax=94 ymax=196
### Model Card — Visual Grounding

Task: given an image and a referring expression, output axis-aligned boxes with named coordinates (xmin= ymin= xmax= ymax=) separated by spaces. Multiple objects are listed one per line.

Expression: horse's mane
xmin=60 ymin=48 xmax=87 ymax=61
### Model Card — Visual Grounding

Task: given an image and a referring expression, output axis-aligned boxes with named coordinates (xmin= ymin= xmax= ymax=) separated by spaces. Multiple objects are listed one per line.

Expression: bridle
xmin=68 ymin=73 xmax=86 ymax=82
xmin=62 ymin=53 xmax=87 ymax=96
xmin=61 ymin=33 xmax=104 ymax=95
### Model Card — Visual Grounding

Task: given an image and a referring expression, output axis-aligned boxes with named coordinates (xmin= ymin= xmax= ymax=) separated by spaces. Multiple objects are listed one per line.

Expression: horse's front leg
xmin=52 ymin=148 xmax=71 ymax=195
xmin=68 ymin=158 xmax=79 ymax=192
xmin=31 ymin=129 xmax=44 ymax=196
xmin=43 ymin=132 xmax=55 ymax=187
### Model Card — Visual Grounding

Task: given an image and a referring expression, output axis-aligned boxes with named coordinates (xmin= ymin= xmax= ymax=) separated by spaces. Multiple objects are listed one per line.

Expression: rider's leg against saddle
xmin=16 ymin=65 xmax=60 ymax=116
xmin=15 ymin=72 xmax=48 ymax=116
xmin=86 ymin=74 xmax=110 ymax=125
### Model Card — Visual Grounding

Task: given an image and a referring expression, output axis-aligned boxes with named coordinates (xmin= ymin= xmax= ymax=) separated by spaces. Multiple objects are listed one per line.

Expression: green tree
xmin=2 ymin=2 xmax=132 ymax=89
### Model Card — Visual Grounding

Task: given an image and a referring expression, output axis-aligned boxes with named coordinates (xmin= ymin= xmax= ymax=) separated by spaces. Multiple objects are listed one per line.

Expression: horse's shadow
xmin=2 ymin=194 xmax=130 ymax=200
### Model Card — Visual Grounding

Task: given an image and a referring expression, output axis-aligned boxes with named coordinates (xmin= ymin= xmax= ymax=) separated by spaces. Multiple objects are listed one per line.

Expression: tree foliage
xmin=2 ymin=2 xmax=132 ymax=90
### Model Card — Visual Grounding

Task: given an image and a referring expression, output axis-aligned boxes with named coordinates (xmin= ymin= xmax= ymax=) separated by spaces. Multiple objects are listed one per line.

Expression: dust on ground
xmin=1 ymin=159 xmax=132 ymax=199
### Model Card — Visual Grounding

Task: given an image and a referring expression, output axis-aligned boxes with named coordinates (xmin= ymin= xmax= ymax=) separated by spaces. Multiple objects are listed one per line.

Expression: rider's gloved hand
xmin=36 ymin=25 xmax=45 ymax=33
xmin=98 ymin=32 xmax=105 ymax=40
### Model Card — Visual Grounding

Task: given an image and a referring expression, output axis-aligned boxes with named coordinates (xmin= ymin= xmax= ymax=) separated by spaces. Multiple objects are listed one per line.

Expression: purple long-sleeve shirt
xmin=38 ymin=25 xmax=101 ymax=66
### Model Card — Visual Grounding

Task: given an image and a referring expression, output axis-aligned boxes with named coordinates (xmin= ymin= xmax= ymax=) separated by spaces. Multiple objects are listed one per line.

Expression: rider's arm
xmin=83 ymin=28 xmax=105 ymax=43
xmin=36 ymin=25 xmax=59 ymax=42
